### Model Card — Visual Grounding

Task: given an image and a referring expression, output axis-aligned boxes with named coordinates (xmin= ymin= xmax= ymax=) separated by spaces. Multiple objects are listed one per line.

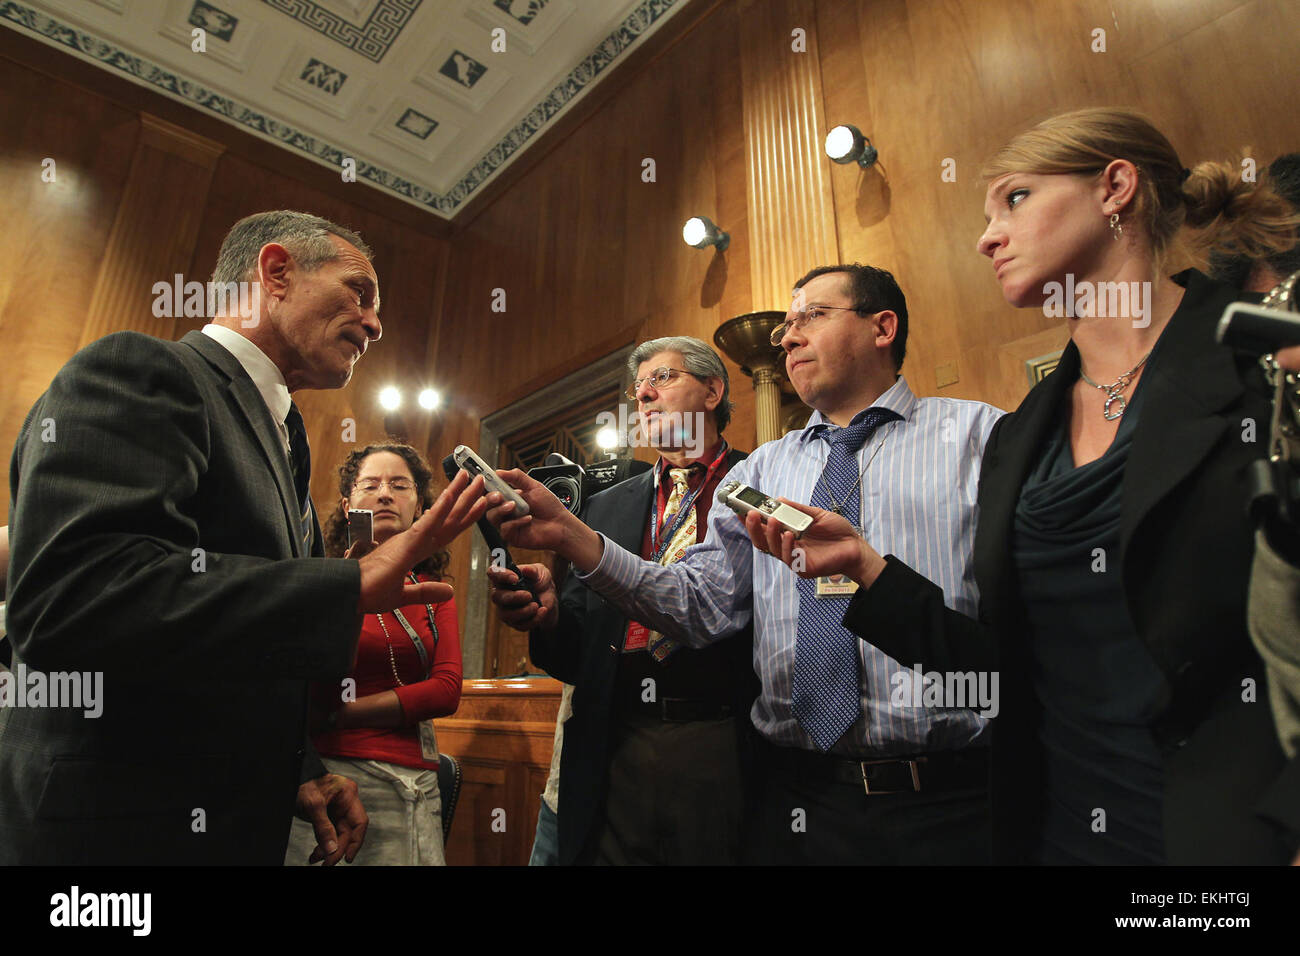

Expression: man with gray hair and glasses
xmin=1 ymin=210 xmax=487 ymax=865
xmin=489 ymin=335 xmax=757 ymax=864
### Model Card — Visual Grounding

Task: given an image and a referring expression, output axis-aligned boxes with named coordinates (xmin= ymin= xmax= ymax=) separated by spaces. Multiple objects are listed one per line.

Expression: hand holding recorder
xmin=487 ymin=563 xmax=560 ymax=631
xmin=739 ymin=492 xmax=888 ymax=589
xmin=483 ymin=468 xmax=607 ymax=572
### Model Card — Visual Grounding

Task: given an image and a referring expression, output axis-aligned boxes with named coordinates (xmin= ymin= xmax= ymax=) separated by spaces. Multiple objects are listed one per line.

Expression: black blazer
xmin=530 ymin=448 xmax=756 ymax=865
xmin=845 ymin=271 xmax=1298 ymax=864
xmin=0 ymin=330 xmax=361 ymax=864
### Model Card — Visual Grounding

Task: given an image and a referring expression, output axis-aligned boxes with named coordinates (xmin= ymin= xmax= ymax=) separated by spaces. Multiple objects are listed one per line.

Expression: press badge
xmin=418 ymin=719 xmax=439 ymax=762
xmin=816 ymin=574 xmax=859 ymax=597
xmin=624 ymin=620 xmax=650 ymax=652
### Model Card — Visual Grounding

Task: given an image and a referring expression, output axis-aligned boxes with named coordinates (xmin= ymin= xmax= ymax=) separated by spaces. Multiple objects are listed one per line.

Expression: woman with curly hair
xmin=286 ymin=441 xmax=461 ymax=865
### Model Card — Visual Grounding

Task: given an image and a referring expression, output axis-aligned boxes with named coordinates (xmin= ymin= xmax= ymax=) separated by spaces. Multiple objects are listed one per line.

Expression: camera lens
xmin=542 ymin=475 xmax=582 ymax=514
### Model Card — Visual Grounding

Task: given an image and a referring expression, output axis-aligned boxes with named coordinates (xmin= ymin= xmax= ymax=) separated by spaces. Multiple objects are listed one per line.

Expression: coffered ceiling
xmin=2 ymin=0 xmax=688 ymax=220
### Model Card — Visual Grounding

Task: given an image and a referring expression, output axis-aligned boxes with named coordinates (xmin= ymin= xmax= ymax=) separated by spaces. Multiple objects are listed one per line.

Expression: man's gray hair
xmin=210 ymin=210 xmax=372 ymax=286
xmin=628 ymin=335 xmax=734 ymax=433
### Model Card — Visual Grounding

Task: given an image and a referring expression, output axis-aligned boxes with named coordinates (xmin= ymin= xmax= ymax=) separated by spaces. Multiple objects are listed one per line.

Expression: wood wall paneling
xmin=0 ymin=52 xmax=453 ymax=598
xmin=436 ymin=0 xmax=1300 ymax=671
xmin=0 ymin=58 xmax=136 ymax=525
xmin=80 ymin=115 xmax=224 ymax=348
xmin=739 ymin=0 xmax=840 ymax=312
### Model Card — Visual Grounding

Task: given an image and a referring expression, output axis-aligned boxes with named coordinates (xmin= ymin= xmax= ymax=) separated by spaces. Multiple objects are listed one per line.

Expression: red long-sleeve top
xmin=313 ymin=586 xmax=461 ymax=771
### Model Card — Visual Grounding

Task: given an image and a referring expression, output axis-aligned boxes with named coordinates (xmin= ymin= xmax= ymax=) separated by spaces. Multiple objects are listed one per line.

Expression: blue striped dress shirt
xmin=577 ymin=375 xmax=1005 ymax=756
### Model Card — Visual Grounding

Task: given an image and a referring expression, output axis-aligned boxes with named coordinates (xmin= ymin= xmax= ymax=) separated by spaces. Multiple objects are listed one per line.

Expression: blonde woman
xmin=746 ymin=108 xmax=1300 ymax=864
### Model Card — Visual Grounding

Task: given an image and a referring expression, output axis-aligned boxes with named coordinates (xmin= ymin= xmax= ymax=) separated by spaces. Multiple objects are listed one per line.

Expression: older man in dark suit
xmin=0 ymin=210 xmax=485 ymax=865
xmin=489 ymin=336 xmax=757 ymax=865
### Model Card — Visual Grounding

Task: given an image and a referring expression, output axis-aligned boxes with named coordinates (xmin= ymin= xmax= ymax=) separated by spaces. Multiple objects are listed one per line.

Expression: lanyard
xmin=380 ymin=572 xmax=439 ymax=682
xmin=823 ymin=424 xmax=896 ymax=526
xmin=649 ymin=442 xmax=730 ymax=562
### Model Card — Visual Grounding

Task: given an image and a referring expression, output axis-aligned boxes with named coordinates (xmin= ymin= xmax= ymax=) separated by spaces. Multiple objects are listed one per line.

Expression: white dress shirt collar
xmin=201 ymin=324 xmax=292 ymax=429
xmin=800 ymin=375 xmax=919 ymax=441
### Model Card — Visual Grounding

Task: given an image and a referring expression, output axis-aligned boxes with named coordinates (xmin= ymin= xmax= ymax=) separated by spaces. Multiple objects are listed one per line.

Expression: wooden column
xmin=738 ymin=0 xmax=839 ymax=310
xmin=81 ymin=113 xmax=224 ymax=348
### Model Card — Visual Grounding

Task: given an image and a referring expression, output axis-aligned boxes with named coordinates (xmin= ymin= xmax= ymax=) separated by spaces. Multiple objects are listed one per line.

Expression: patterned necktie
xmin=284 ymin=402 xmax=314 ymax=553
xmin=792 ymin=406 xmax=901 ymax=751
xmin=645 ymin=466 xmax=700 ymax=662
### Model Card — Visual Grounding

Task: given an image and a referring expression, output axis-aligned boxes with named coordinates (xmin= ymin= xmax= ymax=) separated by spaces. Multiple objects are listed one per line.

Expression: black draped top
xmin=1012 ymin=363 xmax=1168 ymax=864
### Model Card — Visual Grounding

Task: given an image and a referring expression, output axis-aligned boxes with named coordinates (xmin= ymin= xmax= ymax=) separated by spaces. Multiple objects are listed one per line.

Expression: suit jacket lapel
xmin=1120 ymin=300 xmax=1243 ymax=562
xmin=975 ymin=345 xmax=1076 ymax=621
xmin=180 ymin=331 xmax=306 ymax=558
xmin=604 ymin=469 xmax=656 ymax=555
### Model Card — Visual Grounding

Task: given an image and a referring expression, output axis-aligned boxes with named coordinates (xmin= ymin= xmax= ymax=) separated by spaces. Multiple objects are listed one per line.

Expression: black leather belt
xmin=765 ymin=742 xmax=988 ymax=795
xmin=619 ymin=698 xmax=734 ymax=723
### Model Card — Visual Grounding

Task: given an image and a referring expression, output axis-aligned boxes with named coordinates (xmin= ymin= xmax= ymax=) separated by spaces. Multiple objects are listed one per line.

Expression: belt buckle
xmin=859 ymin=758 xmax=922 ymax=795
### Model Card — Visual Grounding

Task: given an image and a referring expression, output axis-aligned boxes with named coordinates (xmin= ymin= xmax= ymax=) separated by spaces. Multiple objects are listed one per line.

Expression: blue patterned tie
xmin=792 ymin=406 xmax=901 ymax=751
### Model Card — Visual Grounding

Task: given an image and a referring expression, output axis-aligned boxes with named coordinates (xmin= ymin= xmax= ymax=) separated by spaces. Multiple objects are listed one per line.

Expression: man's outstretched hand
xmin=357 ymin=470 xmax=488 ymax=613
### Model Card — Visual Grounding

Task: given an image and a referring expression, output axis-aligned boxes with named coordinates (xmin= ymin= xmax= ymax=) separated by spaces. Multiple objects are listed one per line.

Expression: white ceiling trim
xmin=1 ymin=0 xmax=686 ymax=220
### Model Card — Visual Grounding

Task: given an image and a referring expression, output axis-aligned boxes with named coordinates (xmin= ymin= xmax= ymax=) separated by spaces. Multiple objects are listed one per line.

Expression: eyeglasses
xmin=625 ymin=367 xmax=700 ymax=401
xmin=352 ymin=477 xmax=415 ymax=494
xmin=769 ymin=305 xmax=865 ymax=346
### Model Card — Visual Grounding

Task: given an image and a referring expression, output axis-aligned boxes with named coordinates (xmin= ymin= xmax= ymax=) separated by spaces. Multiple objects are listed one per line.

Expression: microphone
xmin=441 ymin=454 xmax=539 ymax=603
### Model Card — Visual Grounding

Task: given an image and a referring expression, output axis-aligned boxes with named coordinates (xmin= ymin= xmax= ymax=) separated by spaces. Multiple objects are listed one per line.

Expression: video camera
xmin=529 ymin=453 xmax=651 ymax=517
xmin=1216 ymin=271 xmax=1300 ymax=535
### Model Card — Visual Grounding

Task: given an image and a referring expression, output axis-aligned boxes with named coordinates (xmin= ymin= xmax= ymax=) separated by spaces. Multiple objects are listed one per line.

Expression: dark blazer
xmin=0 ymin=330 xmax=360 ymax=864
xmin=845 ymin=271 xmax=1298 ymax=864
xmin=530 ymin=448 xmax=757 ymax=865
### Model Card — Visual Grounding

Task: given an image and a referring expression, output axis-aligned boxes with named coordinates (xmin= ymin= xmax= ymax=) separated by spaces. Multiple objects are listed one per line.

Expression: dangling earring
xmin=1109 ymin=211 xmax=1123 ymax=240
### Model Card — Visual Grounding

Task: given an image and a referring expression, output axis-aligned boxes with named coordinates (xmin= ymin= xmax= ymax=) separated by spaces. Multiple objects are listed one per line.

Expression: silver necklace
xmin=1079 ymin=351 xmax=1151 ymax=421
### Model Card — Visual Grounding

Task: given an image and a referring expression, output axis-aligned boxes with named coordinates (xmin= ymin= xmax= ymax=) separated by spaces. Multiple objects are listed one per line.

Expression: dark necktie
xmin=284 ymin=402 xmax=314 ymax=553
xmin=792 ymin=406 xmax=901 ymax=752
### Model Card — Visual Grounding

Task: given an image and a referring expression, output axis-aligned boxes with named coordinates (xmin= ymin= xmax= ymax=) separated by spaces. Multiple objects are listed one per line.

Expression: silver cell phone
xmin=347 ymin=509 xmax=373 ymax=550
xmin=452 ymin=445 xmax=531 ymax=516
xmin=718 ymin=479 xmax=814 ymax=538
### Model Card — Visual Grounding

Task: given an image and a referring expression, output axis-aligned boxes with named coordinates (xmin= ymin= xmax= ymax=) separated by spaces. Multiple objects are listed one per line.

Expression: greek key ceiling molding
xmin=1 ymin=0 xmax=686 ymax=220
xmin=259 ymin=0 xmax=420 ymax=64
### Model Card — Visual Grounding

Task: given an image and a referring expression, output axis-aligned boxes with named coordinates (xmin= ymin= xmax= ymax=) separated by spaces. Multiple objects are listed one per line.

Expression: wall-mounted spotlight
xmin=824 ymin=124 xmax=878 ymax=168
xmin=596 ymin=426 xmax=619 ymax=451
xmin=417 ymin=388 xmax=441 ymax=410
xmin=682 ymin=216 xmax=730 ymax=251
xmin=378 ymin=386 xmax=402 ymax=411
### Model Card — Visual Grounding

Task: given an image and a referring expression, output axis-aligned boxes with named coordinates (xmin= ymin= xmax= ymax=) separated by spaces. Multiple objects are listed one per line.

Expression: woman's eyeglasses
xmin=352 ymin=477 xmax=415 ymax=494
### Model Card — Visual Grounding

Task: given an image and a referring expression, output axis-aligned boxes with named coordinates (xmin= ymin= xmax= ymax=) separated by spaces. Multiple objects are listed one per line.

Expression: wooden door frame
xmin=460 ymin=345 xmax=634 ymax=678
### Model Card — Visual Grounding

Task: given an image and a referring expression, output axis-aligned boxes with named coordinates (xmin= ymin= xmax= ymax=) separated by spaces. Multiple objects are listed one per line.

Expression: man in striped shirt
xmin=488 ymin=263 xmax=1004 ymax=864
